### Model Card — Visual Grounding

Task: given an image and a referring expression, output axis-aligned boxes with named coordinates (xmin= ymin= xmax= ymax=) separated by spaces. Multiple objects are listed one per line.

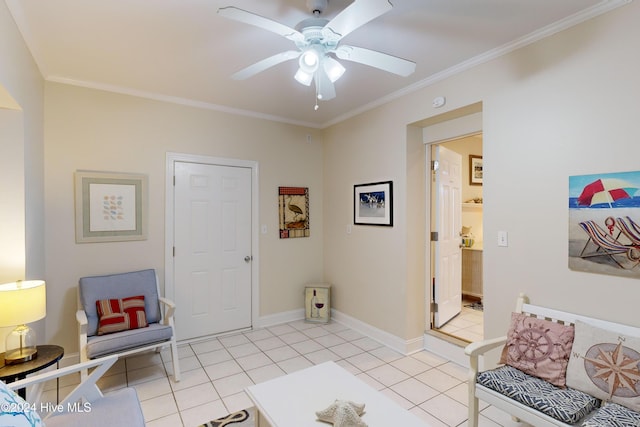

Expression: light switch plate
xmin=498 ymin=231 xmax=508 ymax=247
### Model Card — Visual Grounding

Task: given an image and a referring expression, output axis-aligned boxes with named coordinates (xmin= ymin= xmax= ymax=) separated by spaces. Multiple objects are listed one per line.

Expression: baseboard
xmin=255 ymin=308 xmax=305 ymax=328
xmin=255 ymin=308 xmax=423 ymax=355
xmin=423 ymin=331 xmax=469 ymax=368
xmin=330 ymin=309 xmax=424 ymax=355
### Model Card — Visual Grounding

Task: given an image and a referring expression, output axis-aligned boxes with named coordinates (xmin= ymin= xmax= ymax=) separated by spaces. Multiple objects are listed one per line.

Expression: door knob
xmin=244 ymin=256 xmax=252 ymax=262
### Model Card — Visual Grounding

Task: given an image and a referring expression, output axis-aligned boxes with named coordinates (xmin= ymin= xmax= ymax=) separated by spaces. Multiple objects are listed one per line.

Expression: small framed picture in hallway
xmin=469 ymin=155 xmax=483 ymax=185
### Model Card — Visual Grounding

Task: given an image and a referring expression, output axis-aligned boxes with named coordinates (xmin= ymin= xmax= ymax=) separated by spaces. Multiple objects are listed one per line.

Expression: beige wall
xmin=0 ymin=2 xmax=45 ymax=349
xmin=323 ymin=0 xmax=640 ymax=356
xmin=43 ymin=84 xmax=324 ymax=352
xmin=4 ymin=0 xmax=640 ymax=359
xmin=0 ymin=106 xmax=25 ymax=281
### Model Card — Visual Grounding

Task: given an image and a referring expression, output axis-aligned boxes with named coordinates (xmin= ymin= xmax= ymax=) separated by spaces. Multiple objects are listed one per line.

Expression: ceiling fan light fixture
xmin=299 ymin=48 xmax=320 ymax=74
xmin=323 ymin=57 xmax=345 ymax=83
xmin=294 ymin=68 xmax=314 ymax=86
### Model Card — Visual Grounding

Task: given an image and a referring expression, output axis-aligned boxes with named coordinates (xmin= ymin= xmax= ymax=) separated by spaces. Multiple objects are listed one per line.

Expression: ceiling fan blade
xmin=315 ymin=70 xmax=336 ymax=101
xmin=218 ymin=6 xmax=304 ymax=44
xmin=232 ymin=50 xmax=301 ymax=80
xmin=335 ymin=45 xmax=416 ymax=77
xmin=322 ymin=0 xmax=392 ymax=41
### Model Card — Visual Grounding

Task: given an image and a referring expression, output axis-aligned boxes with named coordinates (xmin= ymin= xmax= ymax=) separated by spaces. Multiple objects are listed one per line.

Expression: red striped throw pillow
xmin=96 ymin=295 xmax=148 ymax=335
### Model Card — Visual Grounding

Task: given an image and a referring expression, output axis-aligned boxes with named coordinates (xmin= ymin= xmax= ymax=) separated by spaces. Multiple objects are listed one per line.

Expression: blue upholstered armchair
xmin=76 ymin=269 xmax=180 ymax=381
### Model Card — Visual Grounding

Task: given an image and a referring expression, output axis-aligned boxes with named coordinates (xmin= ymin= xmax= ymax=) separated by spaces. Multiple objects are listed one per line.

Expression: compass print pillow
xmin=566 ymin=320 xmax=640 ymax=412
xmin=499 ymin=312 xmax=575 ymax=387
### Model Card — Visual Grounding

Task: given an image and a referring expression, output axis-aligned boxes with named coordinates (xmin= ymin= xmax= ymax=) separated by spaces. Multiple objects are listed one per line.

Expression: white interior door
xmin=173 ymin=161 xmax=252 ymax=340
xmin=433 ymin=145 xmax=463 ymax=328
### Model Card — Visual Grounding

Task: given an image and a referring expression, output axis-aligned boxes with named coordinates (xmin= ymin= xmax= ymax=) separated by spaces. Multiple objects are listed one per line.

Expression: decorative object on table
xmin=461 ymin=225 xmax=475 ymax=248
xmin=199 ymin=408 xmax=253 ymax=427
xmin=316 ymin=400 xmax=367 ymax=427
xmin=74 ymin=171 xmax=148 ymax=243
xmin=465 ymin=198 xmax=483 ymax=204
xmin=568 ymin=170 xmax=640 ymax=278
xmin=469 ymin=155 xmax=483 ymax=185
xmin=279 ymin=186 xmax=309 ymax=238
xmin=304 ymin=284 xmax=330 ymax=323
xmin=354 ymin=181 xmax=393 ymax=226
xmin=0 ymin=280 xmax=46 ymax=364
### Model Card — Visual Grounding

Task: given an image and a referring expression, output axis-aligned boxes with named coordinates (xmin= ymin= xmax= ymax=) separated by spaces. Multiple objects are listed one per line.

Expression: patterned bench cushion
xmin=582 ymin=402 xmax=640 ymax=427
xmin=477 ymin=366 xmax=600 ymax=424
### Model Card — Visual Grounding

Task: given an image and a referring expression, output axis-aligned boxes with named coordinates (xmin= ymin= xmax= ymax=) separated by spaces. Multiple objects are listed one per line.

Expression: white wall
xmin=323 ymin=0 xmax=640 ymax=357
xmin=43 ymin=83 xmax=324 ymax=352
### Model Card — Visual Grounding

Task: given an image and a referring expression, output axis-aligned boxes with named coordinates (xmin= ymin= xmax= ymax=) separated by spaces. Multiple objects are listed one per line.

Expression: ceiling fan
xmin=218 ymin=0 xmax=416 ymax=106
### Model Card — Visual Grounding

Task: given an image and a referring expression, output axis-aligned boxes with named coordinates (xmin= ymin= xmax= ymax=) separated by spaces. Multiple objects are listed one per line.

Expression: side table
xmin=0 ymin=344 xmax=64 ymax=400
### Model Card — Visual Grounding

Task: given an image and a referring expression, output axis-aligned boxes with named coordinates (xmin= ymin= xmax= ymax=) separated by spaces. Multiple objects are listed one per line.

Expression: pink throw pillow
xmin=499 ymin=312 xmax=575 ymax=387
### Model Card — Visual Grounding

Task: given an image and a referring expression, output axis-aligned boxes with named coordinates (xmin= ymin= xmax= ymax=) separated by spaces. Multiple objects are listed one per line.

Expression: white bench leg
xmin=170 ymin=339 xmax=181 ymax=382
xmin=468 ymin=394 xmax=479 ymax=427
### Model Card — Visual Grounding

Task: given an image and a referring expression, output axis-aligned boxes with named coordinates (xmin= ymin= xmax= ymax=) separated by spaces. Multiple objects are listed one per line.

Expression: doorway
xmin=429 ymin=134 xmax=484 ymax=343
xmin=422 ymin=110 xmax=484 ymax=342
xmin=165 ymin=153 xmax=259 ymax=342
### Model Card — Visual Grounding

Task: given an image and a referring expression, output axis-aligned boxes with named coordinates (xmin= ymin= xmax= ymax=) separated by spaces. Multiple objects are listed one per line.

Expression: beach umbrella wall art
xmin=576 ymin=178 xmax=638 ymax=208
xmin=569 ymin=170 xmax=640 ymax=278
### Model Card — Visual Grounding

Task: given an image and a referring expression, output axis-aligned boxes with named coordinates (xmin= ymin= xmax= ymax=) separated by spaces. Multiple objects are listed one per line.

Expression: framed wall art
xmin=469 ymin=155 xmax=483 ymax=185
xmin=75 ymin=171 xmax=148 ymax=243
xmin=568 ymin=170 xmax=640 ymax=278
xmin=354 ymin=180 xmax=393 ymax=226
xmin=279 ymin=186 xmax=309 ymax=238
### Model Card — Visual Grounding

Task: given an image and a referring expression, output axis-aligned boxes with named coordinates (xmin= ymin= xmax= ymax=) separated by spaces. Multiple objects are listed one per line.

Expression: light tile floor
xmin=42 ymin=319 xmax=529 ymax=427
xmin=435 ymin=301 xmax=484 ymax=343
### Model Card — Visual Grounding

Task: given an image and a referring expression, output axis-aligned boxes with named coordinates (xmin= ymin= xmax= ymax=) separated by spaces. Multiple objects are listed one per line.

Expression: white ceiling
xmin=6 ymin=0 xmax=626 ymax=128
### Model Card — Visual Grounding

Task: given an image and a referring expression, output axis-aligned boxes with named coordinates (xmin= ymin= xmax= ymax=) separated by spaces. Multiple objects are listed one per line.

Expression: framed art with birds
xmin=279 ymin=187 xmax=310 ymax=238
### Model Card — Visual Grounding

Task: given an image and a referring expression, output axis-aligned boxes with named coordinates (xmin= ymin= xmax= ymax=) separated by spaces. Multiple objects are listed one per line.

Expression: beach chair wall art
xmin=569 ymin=170 xmax=640 ymax=278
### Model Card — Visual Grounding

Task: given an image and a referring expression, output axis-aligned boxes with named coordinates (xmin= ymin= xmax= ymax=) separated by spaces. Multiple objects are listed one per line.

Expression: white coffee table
xmin=245 ymin=361 xmax=428 ymax=426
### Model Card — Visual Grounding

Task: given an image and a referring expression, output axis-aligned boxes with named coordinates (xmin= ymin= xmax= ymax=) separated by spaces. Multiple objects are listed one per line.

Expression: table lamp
xmin=0 ymin=280 xmax=46 ymax=364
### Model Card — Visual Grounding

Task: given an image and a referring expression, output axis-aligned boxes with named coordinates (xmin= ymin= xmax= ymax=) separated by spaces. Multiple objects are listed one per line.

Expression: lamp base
xmin=4 ymin=346 xmax=38 ymax=364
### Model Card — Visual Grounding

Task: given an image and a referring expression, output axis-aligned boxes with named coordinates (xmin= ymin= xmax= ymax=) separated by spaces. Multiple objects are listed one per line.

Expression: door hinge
xmin=173 ymin=175 xmax=176 ymax=186
xmin=430 ymin=231 xmax=438 ymax=241
xmin=431 ymin=160 xmax=439 ymax=171
xmin=173 ymin=246 xmax=175 ymax=257
xmin=431 ymin=302 xmax=438 ymax=312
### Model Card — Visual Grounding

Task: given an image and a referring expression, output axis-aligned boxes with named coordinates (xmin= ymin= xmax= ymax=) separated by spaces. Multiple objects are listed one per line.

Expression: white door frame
xmin=423 ymin=111 xmax=482 ymax=331
xmin=165 ymin=152 xmax=260 ymax=334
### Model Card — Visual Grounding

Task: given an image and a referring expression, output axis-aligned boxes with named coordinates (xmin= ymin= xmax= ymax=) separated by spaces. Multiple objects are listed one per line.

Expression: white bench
xmin=3 ymin=355 xmax=145 ymax=427
xmin=465 ymin=293 xmax=640 ymax=427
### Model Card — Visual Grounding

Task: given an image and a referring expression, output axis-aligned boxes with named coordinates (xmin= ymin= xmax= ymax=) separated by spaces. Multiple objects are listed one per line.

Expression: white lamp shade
xmin=294 ymin=68 xmax=314 ymax=86
xmin=0 ymin=280 xmax=46 ymax=327
xmin=324 ymin=57 xmax=345 ymax=83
